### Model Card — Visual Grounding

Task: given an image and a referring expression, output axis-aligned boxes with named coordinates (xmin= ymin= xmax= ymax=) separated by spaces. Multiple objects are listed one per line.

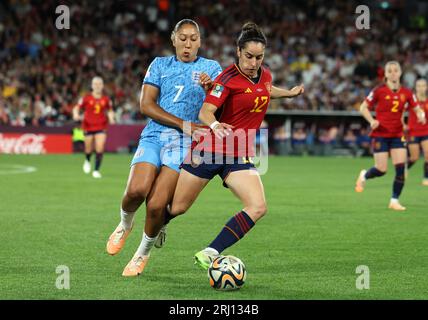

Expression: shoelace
xmin=112 ymin=228 xmax=125 ymax=245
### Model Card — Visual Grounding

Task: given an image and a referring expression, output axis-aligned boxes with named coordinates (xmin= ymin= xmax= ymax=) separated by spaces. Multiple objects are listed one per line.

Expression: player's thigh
xmin=224 ymin=170 xmax=266 ymax=221
xmin=84 ymin=134 xmax=94 ymax=151
xmin=408 ymin=143 xmax=420 ymax=161
xmin=373 ymin=152 xmax=389 ymax=172
xmin=421 ymin=140 xmax=428 ymax=161
xmin=94 ymin=132 xmax=107 ymax=153
xmin=390 ymin=148 xmax=407 ymax=165
xmin=125 ymin=162 xmax=159 ymax=200
xmin=170 ymin=169 xmax=210 ymax=215
xmin=146 ymin=166 xmax=179 ymax=213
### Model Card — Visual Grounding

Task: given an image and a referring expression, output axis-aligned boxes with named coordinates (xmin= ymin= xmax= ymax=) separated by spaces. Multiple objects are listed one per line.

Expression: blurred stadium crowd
xmin=0 ymin=0 xmax=427 ymax=154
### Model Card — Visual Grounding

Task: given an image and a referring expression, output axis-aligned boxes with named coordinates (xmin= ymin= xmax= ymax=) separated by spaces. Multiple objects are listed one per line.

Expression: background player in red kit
xmin=73 ymin=76 xmax=115 ymax=178
xmin=407 ymin=78 xmax=428 ymax=186
xmin=355 ymin=61 xmax=426 ymax=210
xmin=158 ymin=22 xmax=304 ymax=269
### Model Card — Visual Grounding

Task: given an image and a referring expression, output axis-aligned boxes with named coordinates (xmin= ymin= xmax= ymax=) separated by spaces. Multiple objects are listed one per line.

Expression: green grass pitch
xmin=1 ymin=154 xmax=427 ymax=299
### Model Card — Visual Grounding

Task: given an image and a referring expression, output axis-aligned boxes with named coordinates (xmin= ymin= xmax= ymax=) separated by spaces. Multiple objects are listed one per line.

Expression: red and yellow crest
xmin=400 ymin=94 xmax=406 ymax=103
xmin=264 ymin=82 xmax=272 ymax=93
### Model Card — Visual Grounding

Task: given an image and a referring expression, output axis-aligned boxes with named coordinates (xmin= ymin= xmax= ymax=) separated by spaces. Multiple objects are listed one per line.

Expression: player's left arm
xmin=409 ymin=93 xmax=426 ymax=124
xmin=199 ymin=103 xmax=233 ymax=139
xmin=106 ymin=99 xmax=115 ymax=124
xmin=200 ymin=62 xmax=223 ymax=93
xmin=413 ymin=105 xmax=426 ymax=124
xmin=199 ymin=73 xmax=214 ymax=92
xmin=270 ymin=84 xmax=304 ymax=99
xmin=72 ymin=97 xmax=84 ymax=121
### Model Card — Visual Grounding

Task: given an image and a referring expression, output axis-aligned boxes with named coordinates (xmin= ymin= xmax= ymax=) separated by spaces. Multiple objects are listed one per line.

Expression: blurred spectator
xmin=291 ymin=127 xmax=307 ymax=155
xmin=273 ymin=124 xmax=290 ymax=155
xmin=356 ymin=127 xmax=372 ymax=157
xmin=342 ymin=128 xmax=358 ymax=156
xmin=255 ymin=119 xmax=269 ymax=156
xmin=318 ymin=126 xmax=338 ymax=156
xmin=0 ymin=0 xmax=426 ymax=152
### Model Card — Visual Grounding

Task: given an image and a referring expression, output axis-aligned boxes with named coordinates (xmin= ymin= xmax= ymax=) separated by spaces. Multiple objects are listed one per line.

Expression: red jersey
xmin=365 ymin=84 xmax=418 ymax=138
xmin=408 ymin=98 xmax=428 ymax=137
xmin=78 ymin=94 xmax=112 ymax=132
xmin=196 ymin=64 xmax=272 ymax=157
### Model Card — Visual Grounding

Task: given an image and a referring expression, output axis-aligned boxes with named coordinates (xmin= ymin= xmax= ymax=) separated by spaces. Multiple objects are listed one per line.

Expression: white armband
xmin=209 ymin=121 xmax=220 ymax=130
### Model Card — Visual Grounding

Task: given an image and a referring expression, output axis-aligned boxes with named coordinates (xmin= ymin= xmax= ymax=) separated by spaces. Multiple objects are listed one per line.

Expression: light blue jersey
xmin=142 ymin=55 xmax=222 ymax=142
xmin=132 ymin=56 xmax=222 ymax=172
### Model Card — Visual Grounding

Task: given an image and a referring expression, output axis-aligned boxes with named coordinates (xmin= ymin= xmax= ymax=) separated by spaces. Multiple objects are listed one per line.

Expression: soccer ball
xmin=208 ymin=255 xmax=247 ymax=291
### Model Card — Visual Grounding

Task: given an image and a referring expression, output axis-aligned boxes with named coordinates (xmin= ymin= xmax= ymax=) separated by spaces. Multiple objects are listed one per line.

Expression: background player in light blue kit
xmin=105 ymin=19 xmax=222 ymax=276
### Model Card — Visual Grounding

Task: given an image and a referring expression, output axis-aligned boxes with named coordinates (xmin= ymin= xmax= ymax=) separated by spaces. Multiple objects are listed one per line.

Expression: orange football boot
xmin=106 ymin=224 xmax=132 ymax=255
xmin=355 ymin=169 xmax=367 ymax=193
xmin=122 ymin=254 xmax=150 ymax=277
xmin=388 ymin=200 xmax=406 ymax=211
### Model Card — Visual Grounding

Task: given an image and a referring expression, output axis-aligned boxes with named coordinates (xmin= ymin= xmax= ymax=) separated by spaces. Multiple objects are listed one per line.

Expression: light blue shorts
xmin=131 ymin=140 xmax=189 ymax=173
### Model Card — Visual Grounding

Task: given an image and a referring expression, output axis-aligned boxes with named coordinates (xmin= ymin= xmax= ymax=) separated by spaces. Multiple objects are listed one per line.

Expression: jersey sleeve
xmin=365 ymin=88 xmax=378 ymax=109
xmin=106 ymin=97 xmax=113 ymax=110
xmin=77 ymin=96 xmax=86 ymax=110
xmin=407 ymin=92 xmax=419 ymax=109
xmin=208 ymin=61 xmax=223 ymax=82
xmin=143 ymin=57 xmax=161 ymax=89
xmin=204 ymin=81 xmax=230 ymax=108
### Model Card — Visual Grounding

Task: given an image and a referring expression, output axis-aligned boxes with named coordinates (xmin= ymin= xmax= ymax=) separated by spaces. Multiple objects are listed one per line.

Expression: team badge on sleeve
xmin=210 ymin=84 xmax=224 ymax=98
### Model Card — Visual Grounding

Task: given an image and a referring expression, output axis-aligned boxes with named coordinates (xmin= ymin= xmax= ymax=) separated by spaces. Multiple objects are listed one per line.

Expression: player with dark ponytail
xmin=160 ymin=22 xmax=304 ymax=270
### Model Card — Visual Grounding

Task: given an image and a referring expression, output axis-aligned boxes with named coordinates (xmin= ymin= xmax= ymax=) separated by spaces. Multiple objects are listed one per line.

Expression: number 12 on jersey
xmin=250 ymin=96 xmax=268 ymax=113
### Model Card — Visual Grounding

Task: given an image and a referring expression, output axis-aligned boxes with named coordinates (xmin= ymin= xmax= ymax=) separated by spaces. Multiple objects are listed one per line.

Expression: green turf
xmin=1 ymin=154 xmax=427 ymax=299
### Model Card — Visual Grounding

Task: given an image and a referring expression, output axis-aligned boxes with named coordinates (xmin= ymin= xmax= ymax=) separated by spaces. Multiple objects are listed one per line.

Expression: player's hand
xmin=199 ymin=73 xmax=213 ymax=92
xmin=212 ymin=122 xmax=234 ymax=139
xmin=370 ymin=120 xmax=380 ymax=130
xmin=192 ymin=126 xmax=210 ymax=141
xmin=289 ymin=84 xmax=304 ymax=97
xmin=182 ymin=122 xmax=209 ymax=138
xmin=403 ymin=124 xmax=409 ymax=132
xmin=417 ymin=111 xmax=426 ymax=125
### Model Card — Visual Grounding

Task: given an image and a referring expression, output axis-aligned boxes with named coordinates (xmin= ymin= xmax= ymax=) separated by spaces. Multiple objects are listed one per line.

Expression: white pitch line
xmin=0 ymin=164 xmax=37 ymax=175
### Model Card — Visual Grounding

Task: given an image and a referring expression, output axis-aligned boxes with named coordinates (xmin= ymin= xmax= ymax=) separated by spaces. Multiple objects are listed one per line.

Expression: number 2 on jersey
xmin=391 ymin=100 xmax=399 ymax=113
xmin=173 ymin=85 xmax=184 ymax=103
xmin=250 ymin=96 xmax=268 ymax=113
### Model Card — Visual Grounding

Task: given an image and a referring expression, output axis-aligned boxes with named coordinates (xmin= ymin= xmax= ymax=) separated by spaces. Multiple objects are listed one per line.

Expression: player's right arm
xmin=72 ymin=97 xmax=84 ymax=121
xmin=360 ymin=89 xmax=379 ymax=130
xmin=140 ymin=57 xmax=202 ymax=136
xmin=140 ymin=84 xmax=202 ymax=136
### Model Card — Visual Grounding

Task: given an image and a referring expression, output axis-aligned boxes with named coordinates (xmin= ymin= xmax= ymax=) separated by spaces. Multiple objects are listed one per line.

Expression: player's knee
xmin=248 ymin=203 xmax=267 ymax=220
xmin=375 ymin=165 xmax=387 ymax=174
xmin=410 ymin=156 xmax=419 ymax=163
xmin=146 ymin=200 xmax=165 ymax=221
xmin=169 ymin=202 xmax=189 ymax=216
xmin=125 ymin=185 xmax=150 ymax=202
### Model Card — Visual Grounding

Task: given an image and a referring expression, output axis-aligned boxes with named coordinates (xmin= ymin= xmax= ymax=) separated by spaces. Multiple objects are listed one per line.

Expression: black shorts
xmin=180 ymin=152 xmax=257 ymax=188
xmin=371 ymin=137 xmax=406 ymax=153
xmin=84 ymin=130 xmax=106 ymax=136
xmin=408 ymin=135 xmax=428 ymax=144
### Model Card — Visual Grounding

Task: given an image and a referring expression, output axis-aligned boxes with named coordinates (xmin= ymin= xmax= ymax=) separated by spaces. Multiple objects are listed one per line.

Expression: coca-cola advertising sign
xmin=0 ymin=133 xmax=72 ymax=154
